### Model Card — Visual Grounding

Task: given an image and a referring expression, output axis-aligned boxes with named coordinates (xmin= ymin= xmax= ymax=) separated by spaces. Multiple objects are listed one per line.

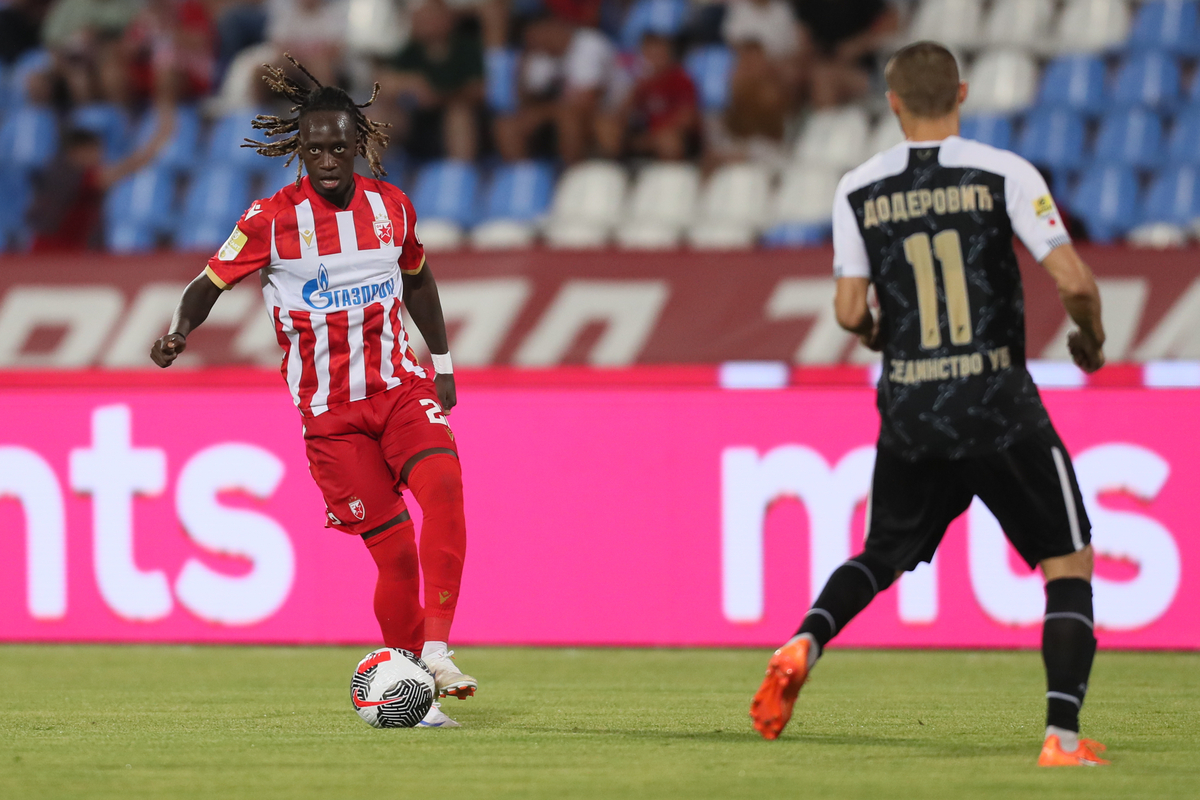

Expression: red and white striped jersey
xmin=206 ymin=175 xmax=427 ymax=417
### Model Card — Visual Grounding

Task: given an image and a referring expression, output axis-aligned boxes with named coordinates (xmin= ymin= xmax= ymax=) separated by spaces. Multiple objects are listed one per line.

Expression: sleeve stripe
xmin=401 ymin=255 xmax=426 ymax=276
xmin=204 ymin=265 xmax=232 ymax=290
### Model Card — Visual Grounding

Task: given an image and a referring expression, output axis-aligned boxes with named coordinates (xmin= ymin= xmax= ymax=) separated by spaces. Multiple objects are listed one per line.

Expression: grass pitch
xmin=1 ymin=647 xmax=1197 ymax=799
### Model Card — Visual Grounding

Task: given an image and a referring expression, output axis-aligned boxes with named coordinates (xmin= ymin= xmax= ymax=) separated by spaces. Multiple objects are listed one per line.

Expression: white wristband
xmin=431 ymin=352 xmax=453 ymax=374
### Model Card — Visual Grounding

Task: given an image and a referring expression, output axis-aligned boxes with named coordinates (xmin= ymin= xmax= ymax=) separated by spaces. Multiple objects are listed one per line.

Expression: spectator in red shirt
xmin=597 ymin=32 xmax=698 ymax=161
xmin=124 ymin=0 xmax=216 ymax=102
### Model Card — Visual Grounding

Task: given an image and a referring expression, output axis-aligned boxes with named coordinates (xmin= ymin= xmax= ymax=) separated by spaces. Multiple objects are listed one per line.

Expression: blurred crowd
xmin=0 ymin=0 xmax=904 ymax=250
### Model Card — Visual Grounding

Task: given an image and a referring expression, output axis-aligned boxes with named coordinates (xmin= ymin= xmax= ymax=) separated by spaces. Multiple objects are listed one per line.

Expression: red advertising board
xmin=0 ymin=370 xmax=1195 ymax=650
xmin=0 ymin=247 xmax=1197 ymax=369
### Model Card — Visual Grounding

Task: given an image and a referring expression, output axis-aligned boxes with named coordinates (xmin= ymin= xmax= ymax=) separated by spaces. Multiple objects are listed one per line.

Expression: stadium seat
xmin=908 ymin=0 xmax=984 ymax=50
xmin=0 ymin=168 xmax=31 ymax=249
xmin=0 ymin=105 xmax=57 ymax=172
xmin=794 ymin=106 xmax=871 ymax=171
xmin=414 ymin=218 xmax=464 ymax=250
xmin=685 ymin=45 xmax=734 ymax=113
xmin=410 ymin=160 xmax=480 ymax=246
xmin=175 ymin=167 xmax=253 ymax=251
xmin=1127 ymin=1 xmax=1200 ymax=57
xmin=686 ymin=163 xmax=770 ymax=249
xmin=1054 ymin=0 xmax=1131 ymax=53
xmin=69 ymin=103 xmax=130 ymax=161
xmin=471 ymin=160 xmax=555 ymax=249
xmin=5 ymin=48 xmax=51 ymax=107
xmin=105 ymin=166 xmax=178 ymax=236
xmin=1092 ymin=108 xmax=1165 ymax=168
xmin=619 ymin=0 xmax=690 ymax=51
xmin=762 ymin=166 xmax=839 ymax=246
xmin=1140 ymin=166 xmax=1200 ymax=225
xmin=1110 ymin=53 xmax=1182 ymax=111
xmin=981 ymin=0 xmax=1056 ymax=53
xmin=105 ymin=221 xmax=157 ymax=253
xmin=1167 ymin=108 xmax=1200 ymax=165
xmin=1017 ymin=109 xmax=1087 ymax=170
xmin=959 ymin=114 xmax=1014 ymax=150
xmin=207 ymin=110 xmax=274 ymax=173
xmin=962 ymin=50 xmax=1038 ymax=113
xmin=485 ymin=47 xmax=520 ymax=114
xmin=545 ymin=160 xmax=628 ymax=248
xmin=867 ymin=115 xmax=905 ymax=157
xmin=1035 ymin=56 xmax=1107 ymax=116
xmin=1068 ymin=165 xmax=1139 ymax=242
xmin=617 ymin=162 xmax=700 ymax=249
xmin=134 ymin=105 xmax=201 ymax=173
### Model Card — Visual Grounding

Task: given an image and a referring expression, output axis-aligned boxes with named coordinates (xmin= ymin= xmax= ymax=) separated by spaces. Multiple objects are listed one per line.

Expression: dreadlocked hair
xmin=242 ymin=53 xmax=391 ymax=184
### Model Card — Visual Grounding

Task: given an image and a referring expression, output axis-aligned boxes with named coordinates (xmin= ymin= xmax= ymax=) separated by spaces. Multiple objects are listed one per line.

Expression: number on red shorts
xmin=419 ymin=399 xmax=448 ymax=426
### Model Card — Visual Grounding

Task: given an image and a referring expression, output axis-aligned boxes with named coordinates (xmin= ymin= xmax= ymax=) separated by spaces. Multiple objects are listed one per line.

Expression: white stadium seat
xmin=770 ymin=166 xmax=841 ymax=227
xmin=794 ymin=106 xmax=871 ymax=171
xmin=414 ymin=219 xmax=463 ymax=251
xmin=982 ymin=0 xmax=1056 ymax=53
xmin=470 ymin=219 xmax=537 ymax=249
xmin=908 ymin=0 xmax=984 ymax=50
xmin=962 ymin=50 xmax=1038 ymax=113
xmin=1054 ymin=0 xmax=1131 ymax=54
xmin=866 ymin=115 xmax=906 ymax=158
xmin=617 ymin=162 xmax=701 ymax=249
xmin=686 ymin=164 xmax=771 ymax=249
xmin=544 ymin=160 xmax=628 ymax=248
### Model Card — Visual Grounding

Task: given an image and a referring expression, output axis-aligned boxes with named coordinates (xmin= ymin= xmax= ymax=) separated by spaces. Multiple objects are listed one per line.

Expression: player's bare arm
xmin=834 ymin=277 xmax=883 ymax=351
xmin=402 ymin=260 xmax=457 ymax=413
xmin=1042 ymin=244 xmax=1106 ymax=374
xmin=149 ymin=271 xmax=224 ymax=367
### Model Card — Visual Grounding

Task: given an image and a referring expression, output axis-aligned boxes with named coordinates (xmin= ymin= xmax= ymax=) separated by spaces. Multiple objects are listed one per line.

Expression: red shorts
xmin=303 ymin=379 xmax=458 ymax=538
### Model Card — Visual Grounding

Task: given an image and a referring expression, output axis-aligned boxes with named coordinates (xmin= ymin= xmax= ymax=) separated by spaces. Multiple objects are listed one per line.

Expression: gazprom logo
xmin=303 ymin=264 xmax=396 ymax=310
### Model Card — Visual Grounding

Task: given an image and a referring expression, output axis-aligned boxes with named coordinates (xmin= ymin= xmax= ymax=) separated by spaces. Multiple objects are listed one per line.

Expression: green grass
xmin=1 ymin=647 xmax=1197 ymax=799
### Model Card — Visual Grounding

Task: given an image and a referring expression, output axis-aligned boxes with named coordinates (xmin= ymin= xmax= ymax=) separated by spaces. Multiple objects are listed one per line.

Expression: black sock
xmin=796 ymin=553 xmax=896 ymax=654
xmin=1042 ymin=577 xmax=1097 ymax=733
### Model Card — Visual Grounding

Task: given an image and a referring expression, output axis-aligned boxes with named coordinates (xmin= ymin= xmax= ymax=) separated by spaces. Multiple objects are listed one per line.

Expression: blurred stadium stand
xmin=1 ymin=0 xmax=1198 ymax=253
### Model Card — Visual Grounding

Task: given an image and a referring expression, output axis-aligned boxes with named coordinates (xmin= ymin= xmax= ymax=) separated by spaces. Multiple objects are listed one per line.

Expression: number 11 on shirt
xmin=903 ymin=229 xmax=972 ymax=349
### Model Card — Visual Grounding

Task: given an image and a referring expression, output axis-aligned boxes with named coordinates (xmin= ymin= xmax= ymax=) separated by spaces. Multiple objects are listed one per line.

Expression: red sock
xmin=365 ymin=520 xmax=424 ymax=655
xmin=408 ymin=454 xmax=467 ymax=644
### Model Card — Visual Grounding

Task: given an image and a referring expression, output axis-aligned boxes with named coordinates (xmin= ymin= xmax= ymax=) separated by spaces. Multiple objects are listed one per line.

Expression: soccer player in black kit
xmin=749 ymin=42 xmax=1109 ymax=766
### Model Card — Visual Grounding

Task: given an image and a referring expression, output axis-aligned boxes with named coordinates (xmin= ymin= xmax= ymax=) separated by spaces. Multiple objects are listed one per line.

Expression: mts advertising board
xmin=0 ymin=373 xmax=1195 ymax=649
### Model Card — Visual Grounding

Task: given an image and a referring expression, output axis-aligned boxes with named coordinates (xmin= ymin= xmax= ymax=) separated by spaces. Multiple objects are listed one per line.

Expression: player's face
xmin=299 ymin=110 xmax=356 ymax=205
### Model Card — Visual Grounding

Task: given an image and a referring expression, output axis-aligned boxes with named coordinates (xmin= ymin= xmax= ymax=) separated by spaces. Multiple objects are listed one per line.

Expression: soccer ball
xmin=351 ymin=648 xmax=436 ymax=728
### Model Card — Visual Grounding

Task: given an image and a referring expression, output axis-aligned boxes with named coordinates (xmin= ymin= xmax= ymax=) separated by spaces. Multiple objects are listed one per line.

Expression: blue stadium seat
xmin=1168 ymin=107 xmax=1200 ymax=164
xmin=959 ymin=114 xmax=1014 ymax=150
xmin=485 ymin=47 xmax=519 ymax=114
xmin=105 ymin=221 xmax=157 ymax=253
xmin=1093 ymin=108 xmax=1164 ymax=168
xmin=1110 ymin=53 xmax=1182 ymax=110
xmin=70 ymin=103 xmax=131 ymax=161
xmin=0 ymin=105 xmax=57 ymax=172
xmin=620 ymin=0 xmax=690 ymax=51
xmin=105 ymin=166 xmax=177 ymax=236
xmin=480 ymin=160 xmax=554 ymax=222
xmin=0 ymin=168 xmax=32 ymax=248
xmin=762 ymin=223 xmax=830 ymax=247
xmin=1017 ymin=109 xmax=1087 ymax=171
xmin=6 ymin=49 xmax=51 ymax=107
xmin=259 ymin=155 xmax=303 ymax=196
xmin=134 ymin=105 xmax=201 ymax=173
xmin=1141 ymin=166 xmax=1200 ymax=225
xmin=685 ymin=45 xmax=733 ymax=112
xmin=412 ymin=160 xmax=479 ymax=228
xmin=176 ymin=167 xmax=253 ymax=250
xmin=1190 ymin=70 xmax=1200 ymax=109
xmin=206 ymin=110 xmax=274 ymax=173
xmin=1035 ymin=56 xmax=1107 ymax=116
xmin=1128 ymin=1 xmax=1200 ymax=56
xmin=1069 ymin=165 xmax=1140 ymax=243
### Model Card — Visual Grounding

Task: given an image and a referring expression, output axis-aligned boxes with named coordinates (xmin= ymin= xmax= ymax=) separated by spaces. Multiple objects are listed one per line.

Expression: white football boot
xmin=418 ymin=701 xmax=460 ymax=728
xmin=423 ymin=650 xmax=478 ymax=700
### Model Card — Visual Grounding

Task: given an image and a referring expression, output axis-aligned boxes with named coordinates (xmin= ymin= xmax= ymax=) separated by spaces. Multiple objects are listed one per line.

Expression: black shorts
xmin=865 ymin=426 xmax=1091 ymax=572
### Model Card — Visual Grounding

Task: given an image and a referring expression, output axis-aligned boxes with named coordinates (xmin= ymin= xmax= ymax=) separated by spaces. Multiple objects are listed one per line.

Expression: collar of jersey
xmin=903 ymin=136 xmax=961 ymax=147
xmin=300 ymin=174 xmax=366 ymax=213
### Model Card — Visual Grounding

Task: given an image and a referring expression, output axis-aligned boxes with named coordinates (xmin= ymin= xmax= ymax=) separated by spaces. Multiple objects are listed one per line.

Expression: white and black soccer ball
xmin=351 ymin=648 xmax=436 ymax=728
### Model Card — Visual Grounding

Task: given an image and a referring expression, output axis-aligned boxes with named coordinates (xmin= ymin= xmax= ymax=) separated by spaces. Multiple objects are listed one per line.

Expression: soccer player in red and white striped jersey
xmin=151 ymin=58 xmax=473 ymax=727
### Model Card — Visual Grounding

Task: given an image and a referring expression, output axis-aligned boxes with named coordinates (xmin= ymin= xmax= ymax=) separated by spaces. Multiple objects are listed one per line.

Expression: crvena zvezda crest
xmin=374 ymin=219 xmax=393 ymax=245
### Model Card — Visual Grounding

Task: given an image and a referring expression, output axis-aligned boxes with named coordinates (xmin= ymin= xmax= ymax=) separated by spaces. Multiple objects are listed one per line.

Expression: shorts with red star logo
xmin=302 ymin=377 xmax=458 ymax=539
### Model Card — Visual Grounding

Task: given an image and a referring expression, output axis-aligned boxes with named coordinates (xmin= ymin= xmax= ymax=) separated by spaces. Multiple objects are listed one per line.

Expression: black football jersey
xmin=832 ymin=135 xmax=1072 ymax=460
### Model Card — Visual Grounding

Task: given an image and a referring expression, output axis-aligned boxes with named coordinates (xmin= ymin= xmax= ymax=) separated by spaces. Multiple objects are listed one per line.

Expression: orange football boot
xmin=1038 ymin=735 xmax=1110 ymax=766
xmin=750 ymin=637 xmax=812 ymax=740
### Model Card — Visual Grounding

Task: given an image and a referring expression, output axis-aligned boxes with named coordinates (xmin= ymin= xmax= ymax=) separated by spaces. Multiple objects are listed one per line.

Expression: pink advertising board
xmin=0 ymin=372 xmax=1196 ymax=650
